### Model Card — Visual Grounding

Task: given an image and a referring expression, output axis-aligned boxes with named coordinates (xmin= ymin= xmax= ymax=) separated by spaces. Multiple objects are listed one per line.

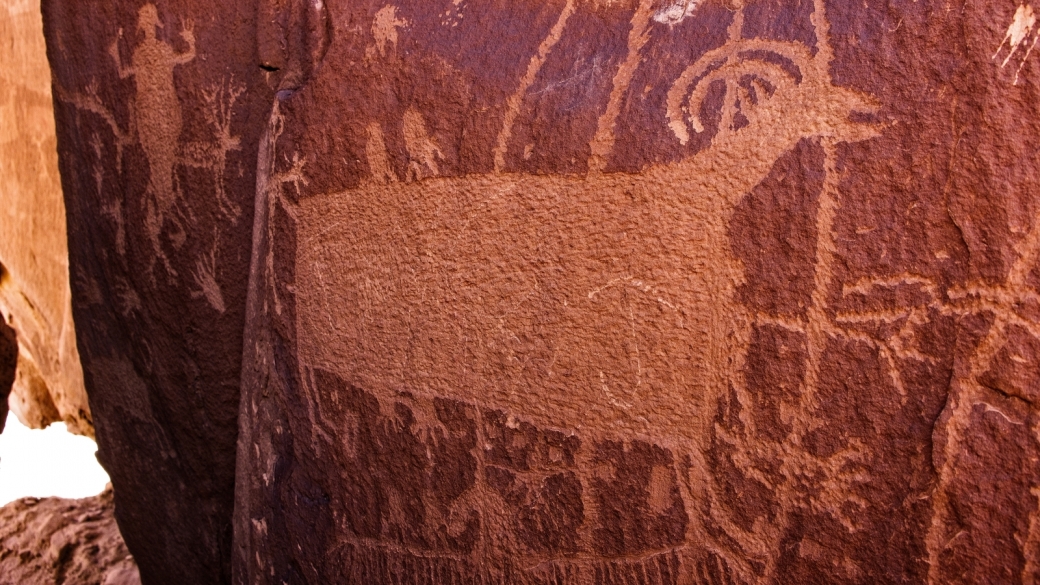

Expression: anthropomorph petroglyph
xmin=109 ymin=3 xmax=195 ymax=276
xmin=280 ymin=0 xmax=883 ymax=580
xmin=366 ymin=4 xmax=408 ymax=60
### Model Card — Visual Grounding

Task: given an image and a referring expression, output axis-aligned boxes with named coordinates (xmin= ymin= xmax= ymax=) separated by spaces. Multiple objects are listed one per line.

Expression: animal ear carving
xmin=667 ymin=40 xmax=814 ymax=145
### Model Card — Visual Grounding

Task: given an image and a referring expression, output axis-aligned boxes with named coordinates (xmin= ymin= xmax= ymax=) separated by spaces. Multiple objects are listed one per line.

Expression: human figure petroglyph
xmin=109 ymin=3 xmax=195 ymax=276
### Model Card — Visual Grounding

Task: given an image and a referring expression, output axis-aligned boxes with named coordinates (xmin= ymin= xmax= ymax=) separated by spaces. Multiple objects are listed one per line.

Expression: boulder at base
xmin=0 ymin=487 xmax=140 ymax=585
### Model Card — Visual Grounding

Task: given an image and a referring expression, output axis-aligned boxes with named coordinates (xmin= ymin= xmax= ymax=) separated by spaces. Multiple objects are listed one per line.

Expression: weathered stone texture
xmin=30 ymin=0 xmax=1040 ymax=583
xmin=233 ymin=0 xmax=1040 ymax=583
xmin=0 ymin=0 xmax=91 ymax=438
xmin=40 ymin=0 xmax=273 ymax=582
xmin=0 ymin=487 xmax=140 ymax=585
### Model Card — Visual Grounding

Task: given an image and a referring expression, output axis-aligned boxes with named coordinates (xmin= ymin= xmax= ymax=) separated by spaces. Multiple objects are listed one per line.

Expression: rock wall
xmin=234 ymin=0 xmax=1040 ymax=583
xmin=30 ymin=0 xmax=1040 ymax=583
xmin=0 ymin=487 xmax=140 ymax=585
xmin=39 ymin=0 xmax=276 ymax=582
xmin=0 ymin=0 xmax=91 ymax=437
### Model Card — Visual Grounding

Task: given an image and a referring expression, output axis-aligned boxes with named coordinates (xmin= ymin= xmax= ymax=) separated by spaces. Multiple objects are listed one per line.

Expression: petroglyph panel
xmin=31 ymin=0 xmax=1040 ymax=581
xmin=231 ymin=0 xmax=1040 ymax=582
xmin=41 ymin=0 xmax=275 ymax=581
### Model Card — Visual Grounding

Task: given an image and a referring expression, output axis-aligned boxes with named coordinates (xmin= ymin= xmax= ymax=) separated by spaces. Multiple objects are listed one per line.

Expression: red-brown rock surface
xmin=0 ymin=487 xmax=139 ymax=585
xmin=233 ymin=0 xmax=1040 ymax=583
xmin=0 ymin=318 xmax=16 ymax=433
xmin=31 ymin=0 xmax=1040 ymax=583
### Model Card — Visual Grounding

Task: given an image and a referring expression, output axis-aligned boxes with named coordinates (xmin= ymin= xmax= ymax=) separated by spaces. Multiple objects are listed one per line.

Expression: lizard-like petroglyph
xmin=58 ymin=5 xmax=243 ymax=300
xmin=109 ymin=4 xmax=195 ymax=276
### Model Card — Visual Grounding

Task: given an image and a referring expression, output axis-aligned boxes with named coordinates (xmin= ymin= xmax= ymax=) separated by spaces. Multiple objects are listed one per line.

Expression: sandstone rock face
xmin=0 ymin=487 xmax=140 ymax=585
xmin=232 ymin=0 xmax=1040 ymax=583
xmin=39 ymin=0 xmax=275 ymax=582
xmin=0 ymin=0 xmax=92 ymax=438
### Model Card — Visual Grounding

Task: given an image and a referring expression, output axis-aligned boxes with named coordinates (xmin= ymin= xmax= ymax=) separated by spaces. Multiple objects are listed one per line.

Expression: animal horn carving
xmin=667 ymin=39 xmax=815 ymax=145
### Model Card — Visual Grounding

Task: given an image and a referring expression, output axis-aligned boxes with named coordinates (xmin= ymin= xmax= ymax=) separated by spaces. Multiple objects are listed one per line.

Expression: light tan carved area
xmin=0 ymin=0 xmax=91 ymax=436
xmin=281 ymin=1 xmax=885 ymax=578
xmin=297 ymin=0 xmax=875 ymax=436
xmin=994 ymin=3 xmax=1040 ymax=84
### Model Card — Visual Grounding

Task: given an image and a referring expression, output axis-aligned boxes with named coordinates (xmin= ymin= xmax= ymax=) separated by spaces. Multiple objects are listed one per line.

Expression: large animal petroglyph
xmin=295 ymin=0 xmax=878 ymax=439
xmin=249 ymin=0 xmax=895 ymax=581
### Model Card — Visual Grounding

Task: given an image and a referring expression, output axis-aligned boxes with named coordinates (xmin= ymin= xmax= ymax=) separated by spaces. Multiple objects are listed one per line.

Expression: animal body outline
xmin=109 ymin=3 xmax=196 ymax=277
xmin=273 ymin=0 xmax=890 ymax=582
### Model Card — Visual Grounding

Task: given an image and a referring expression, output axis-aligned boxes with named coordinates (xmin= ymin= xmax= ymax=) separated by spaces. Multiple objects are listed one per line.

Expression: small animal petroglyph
xmin=181 ymin=76 xmax=246 ymax=220
xmin=364 ymin=122 xmax=399 ymax=184
xmin=402 ymin=108 xmax=443 ymax=180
